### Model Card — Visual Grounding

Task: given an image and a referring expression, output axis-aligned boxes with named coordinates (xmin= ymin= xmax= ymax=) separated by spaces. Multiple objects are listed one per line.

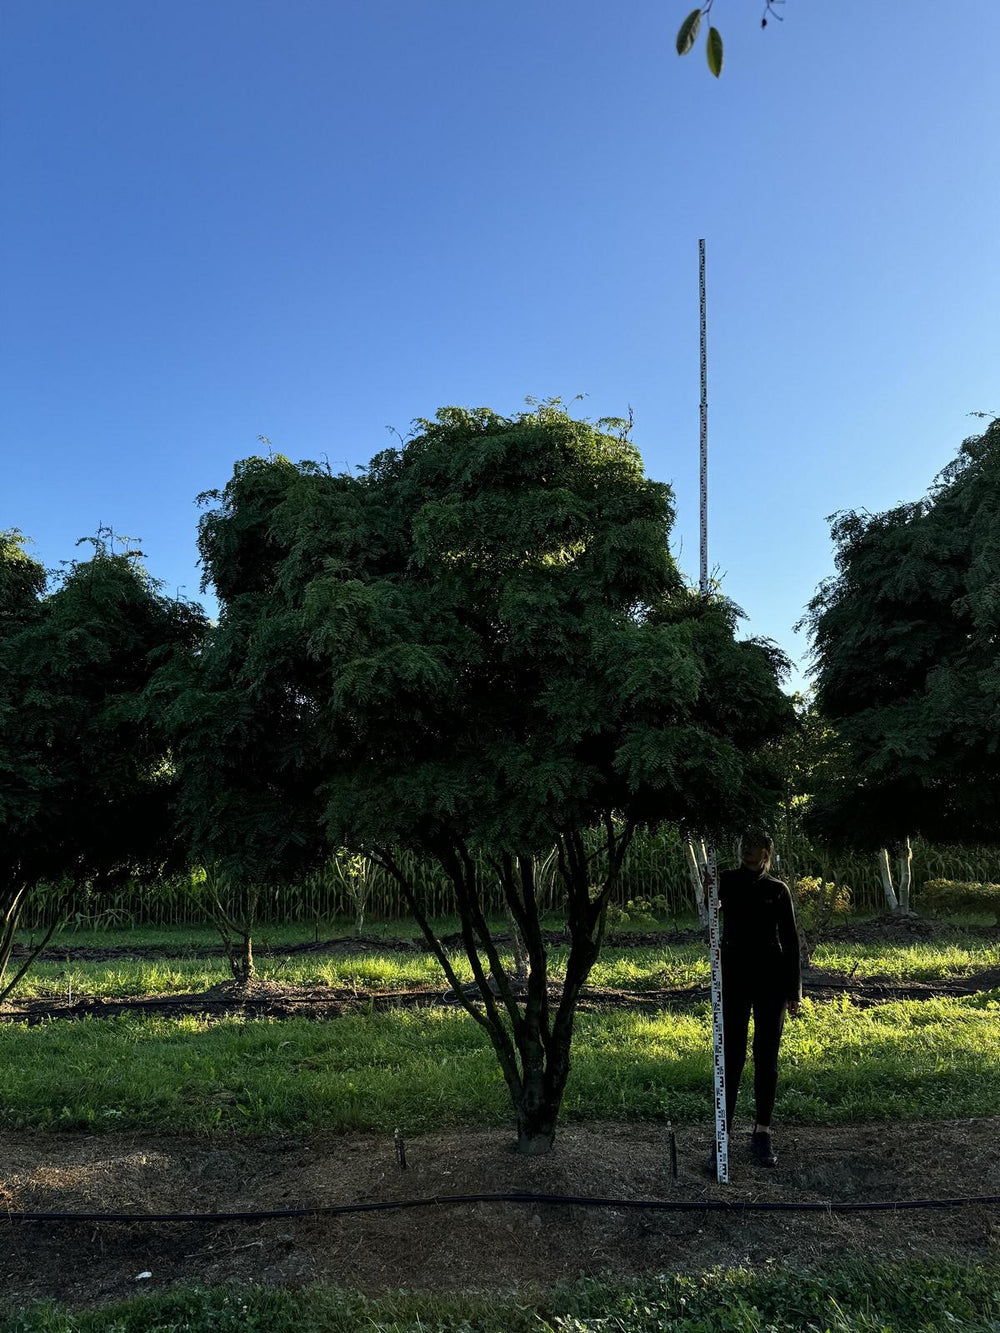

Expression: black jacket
xmin=719 ymin=865 xmax=802 ymax=1005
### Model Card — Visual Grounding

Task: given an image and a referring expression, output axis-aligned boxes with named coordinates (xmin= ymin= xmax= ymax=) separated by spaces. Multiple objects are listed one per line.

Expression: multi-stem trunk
xmin=204 ymin=875 xmax=258 ymax=987
xmin=375 ymin=819 xmax=634 ymax=1155
xmin=0 ymin=882 xmax=68 ymax=1005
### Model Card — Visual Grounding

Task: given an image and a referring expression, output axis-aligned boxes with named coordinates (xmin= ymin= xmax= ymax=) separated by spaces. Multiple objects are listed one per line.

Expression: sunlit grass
xmin=12 ymin=933 xmax=1000 ymax=1001
xmin=10 ymin=946 xmax=713 ymax=1000
xmin=813 ymin=938 xmax=1000 ymax=982
xmin=1 ymin=993 xmax=998 ymax=1134
xmin=11 ymin=952 xmax=470 ymax=999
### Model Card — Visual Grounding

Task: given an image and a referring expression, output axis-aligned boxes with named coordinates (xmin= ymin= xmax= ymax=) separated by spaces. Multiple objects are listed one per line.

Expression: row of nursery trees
xmin=3 ymin=406 xmax=999 ymax=1151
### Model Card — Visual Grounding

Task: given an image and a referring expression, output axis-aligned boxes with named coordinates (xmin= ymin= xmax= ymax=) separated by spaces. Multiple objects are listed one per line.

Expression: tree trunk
xmin=514 ymin=1075 xmax=562 ymax=1154
xmin=685 ymin=838 xmax=709 ymax=928
xmin=205 ymin=878 xmax=258 ymax=986
xmin=374 ymin=824 xmax=634 ymax=1157
xmin=878 ymin=848 xmax=899 ymax=913
xmin=897 ymin=837 xmax=913 ymax=914
xmin=239 ymin=930 xmax=254 ymax=985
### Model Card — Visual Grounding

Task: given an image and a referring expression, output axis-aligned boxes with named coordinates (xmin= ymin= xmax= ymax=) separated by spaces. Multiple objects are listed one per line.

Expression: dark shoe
xmin=751 ymin=1130 xmax=777 ymax=1168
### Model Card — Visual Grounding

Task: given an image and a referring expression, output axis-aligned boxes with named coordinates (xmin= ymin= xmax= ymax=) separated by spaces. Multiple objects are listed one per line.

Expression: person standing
xmin=715 ymin=832 xmax=802 ymax=1169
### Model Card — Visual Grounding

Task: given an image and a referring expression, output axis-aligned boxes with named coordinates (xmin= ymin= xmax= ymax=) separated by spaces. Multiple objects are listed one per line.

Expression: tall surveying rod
xmin=699 ymin=238 xmax=729 ymax=1184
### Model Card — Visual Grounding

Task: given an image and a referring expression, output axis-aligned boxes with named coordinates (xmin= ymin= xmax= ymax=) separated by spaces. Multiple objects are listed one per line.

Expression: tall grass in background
xmin=19 ymin=827 xmax=1000 ymax=932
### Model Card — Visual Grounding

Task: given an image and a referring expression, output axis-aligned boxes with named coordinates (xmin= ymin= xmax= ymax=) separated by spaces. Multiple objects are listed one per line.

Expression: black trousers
xmin=721 ymin=955 xmax=787 ymax=1131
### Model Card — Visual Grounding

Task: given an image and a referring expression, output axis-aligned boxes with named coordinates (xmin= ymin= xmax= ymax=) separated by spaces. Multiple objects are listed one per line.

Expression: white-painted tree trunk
xmin=686 ymin=837 xmax=710 ymax=927
xmin=878 ymin=847 xmax=899 ymax=913
xmin=897 ymin=836 xmax=913 ymax=914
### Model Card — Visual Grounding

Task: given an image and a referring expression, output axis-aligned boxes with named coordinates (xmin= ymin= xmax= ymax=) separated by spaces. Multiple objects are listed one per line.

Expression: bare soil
xmin=2 ymin=1119 xmax=999 ymax=1309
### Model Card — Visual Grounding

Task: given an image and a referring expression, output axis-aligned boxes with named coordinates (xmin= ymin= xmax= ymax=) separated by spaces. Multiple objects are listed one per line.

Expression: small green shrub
xmin=604 ymin=895 xmax=669 ymax=927
xmin=922 ymin=878 xmax=1000 ymax=924
xmin=793 ymin=876 xmax=851 ymax=960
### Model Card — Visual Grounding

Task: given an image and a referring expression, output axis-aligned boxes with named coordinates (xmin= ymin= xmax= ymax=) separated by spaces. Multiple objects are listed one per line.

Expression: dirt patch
xmin=822 ymin=914 xmax=989 ymax=944
xmin=1 ymin=1119 xmax=999 ymax=1309
xmin=5 ymin=964 xmax=1000 ymax=1027
xmin=801 ymin=965 xmax=1000 ymax=1005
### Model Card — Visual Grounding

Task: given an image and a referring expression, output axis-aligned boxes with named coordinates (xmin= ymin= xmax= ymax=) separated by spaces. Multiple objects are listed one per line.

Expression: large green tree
xmin=803 ymin=417 xmax=1000 ymax=908
xmin=0 ymin=531 xmax=206 ymax=997
xmin=148 ymin=459 xmax=331 ymax=982
xmin=194 ymin=404 xmax=793 ymax=1151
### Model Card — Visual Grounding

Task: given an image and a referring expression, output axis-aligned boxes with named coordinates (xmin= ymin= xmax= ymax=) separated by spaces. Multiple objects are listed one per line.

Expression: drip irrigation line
xmin=5 ymin=1190 xmax=1000 ymax=1226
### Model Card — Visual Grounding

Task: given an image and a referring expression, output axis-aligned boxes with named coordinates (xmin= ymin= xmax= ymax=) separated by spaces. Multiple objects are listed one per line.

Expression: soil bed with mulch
xmin=1 ymin=1118 xmax=998 ymax=1309
xmin=3 ymin=963 xmax=999 ymax=1026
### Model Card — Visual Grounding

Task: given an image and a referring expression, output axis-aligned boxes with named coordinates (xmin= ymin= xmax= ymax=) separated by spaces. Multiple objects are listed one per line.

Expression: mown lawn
xmin=2 ymin=993 xmax=998 ymax=1133
xmin=6 ymin=1261 xmax=1000 ymax=1332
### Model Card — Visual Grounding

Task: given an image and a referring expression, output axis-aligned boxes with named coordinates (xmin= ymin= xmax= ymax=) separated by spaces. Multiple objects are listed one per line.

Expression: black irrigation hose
xmin=5 ymin=1190 xmax=1000 ymax=1225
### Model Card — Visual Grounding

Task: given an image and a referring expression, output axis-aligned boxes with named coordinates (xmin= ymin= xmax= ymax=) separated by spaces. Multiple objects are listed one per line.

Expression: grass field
xmin=2 ymin=992 xmax=998 ymax=1133
xmin=8 ymin=944 xmax=713 ymax=999
xmin=6 ymin=1261 xmax=1000 ymax=1332
xmin=8 ymin=932 xmax=1000 ymax=1000
xmin=6 ymin=915 xmax=1000 ymax=1328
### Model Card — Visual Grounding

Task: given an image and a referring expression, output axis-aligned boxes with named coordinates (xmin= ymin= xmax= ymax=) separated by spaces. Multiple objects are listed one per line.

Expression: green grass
xmin=11 ymin=951 xmax=465 ymax=998
xmin=10 ymin=945 xmax=714 ymax=1000
xmin=6 ymin=1262 xmax=1000 ymax=1332
xmin=11 ymin=931 xmax=1000 ymax=1002
xmin=812 ymin=938 xmax=1000 ymax=981
xmin=2 ymin=993 xmax=999 ymax=1134
xmin=15 ymin=913 xmax=703 ymax=954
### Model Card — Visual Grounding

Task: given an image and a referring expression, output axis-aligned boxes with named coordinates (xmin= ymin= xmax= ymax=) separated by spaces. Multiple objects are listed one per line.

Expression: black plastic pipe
xmin=4 ymin=1190 xmax=1000 ymax=1225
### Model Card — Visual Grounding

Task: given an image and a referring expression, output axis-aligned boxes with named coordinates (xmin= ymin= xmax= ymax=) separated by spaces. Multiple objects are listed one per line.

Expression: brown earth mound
xmin=2 ymin=1119 xmax=999 ymax=1309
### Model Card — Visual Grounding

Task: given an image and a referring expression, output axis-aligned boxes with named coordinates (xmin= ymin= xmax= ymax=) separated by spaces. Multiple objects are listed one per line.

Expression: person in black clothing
xmin=717 ymin=832 xmax=802 ymax=1169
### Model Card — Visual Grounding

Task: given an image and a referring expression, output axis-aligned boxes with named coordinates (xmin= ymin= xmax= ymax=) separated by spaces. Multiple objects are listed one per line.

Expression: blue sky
xmin=3 ymin=0 xmax=998 ymax=684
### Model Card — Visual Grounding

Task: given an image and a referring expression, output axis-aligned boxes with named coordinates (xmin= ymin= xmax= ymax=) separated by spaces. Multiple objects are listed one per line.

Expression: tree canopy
xmin=0 ymin=530 xmax=206 ymax=994
xmin=281 ymin=404 xmax=793 ymax=854
xmin=803 ymin=417 xmax=1000 ymax=851
xmin=149 ymin=457 xmax=331 ymax=896
xmin=186 ymin=402 xmax=794 ymax=1149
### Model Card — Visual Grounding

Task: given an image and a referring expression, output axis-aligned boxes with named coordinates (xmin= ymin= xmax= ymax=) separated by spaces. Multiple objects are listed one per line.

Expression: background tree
xmin=148 ymin=459 xmax=330 ymax=985
xmin=0 ymin=530 xmax=205 ymax=999
xmin=0 ymin=531 xmax=51 ymax=992
xmin=212 ymin=402 xmax=793 ymax=1153
xmin=803 ymin=417 xmax=1000 ymax=911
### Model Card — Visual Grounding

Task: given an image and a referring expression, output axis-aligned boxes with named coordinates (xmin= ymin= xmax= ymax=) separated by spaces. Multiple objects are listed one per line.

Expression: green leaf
xmin=706 ymin=26 xmax=724 ymax=77
xmin=675 ymin=8 xmax=702 ymax=56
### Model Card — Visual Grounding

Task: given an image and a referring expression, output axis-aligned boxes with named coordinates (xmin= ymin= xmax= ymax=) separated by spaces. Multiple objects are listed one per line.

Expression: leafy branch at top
xmin=676 ymin=1 xmax=785 ymax=77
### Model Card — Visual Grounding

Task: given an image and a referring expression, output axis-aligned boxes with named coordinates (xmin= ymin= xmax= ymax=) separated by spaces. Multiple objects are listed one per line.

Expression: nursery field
xmin=3 ymin=913 xmax=1000 ymax=1329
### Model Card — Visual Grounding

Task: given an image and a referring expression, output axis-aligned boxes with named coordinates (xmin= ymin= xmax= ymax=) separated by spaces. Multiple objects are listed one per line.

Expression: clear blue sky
xmin=3 ymin=1 xmax=998 ymax=684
